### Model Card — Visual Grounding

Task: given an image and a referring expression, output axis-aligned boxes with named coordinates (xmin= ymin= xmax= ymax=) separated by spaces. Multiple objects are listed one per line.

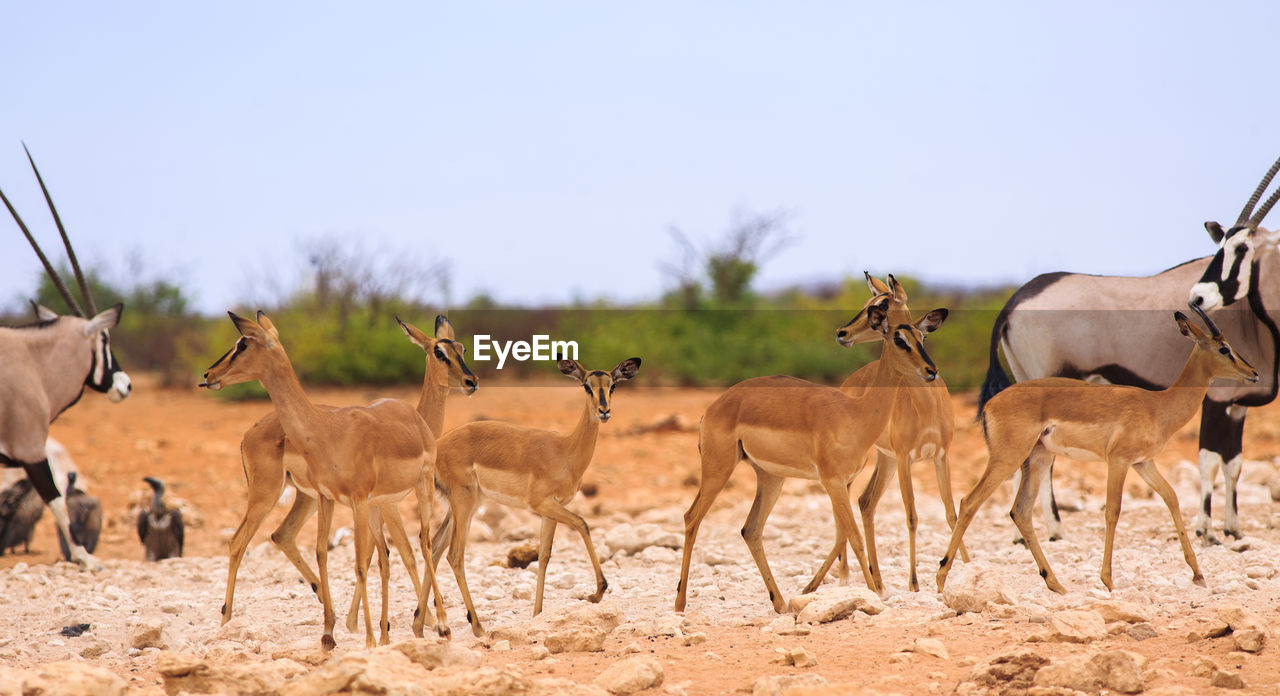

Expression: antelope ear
xmin=916 ymin=308 xmax=949 ymax=334
xmin=612 ymin=357 xmax=642 ymax=382
xmin=867 ymin=299 xmax=890 ymax=333
xmin=558 ymin=355 xmax=587 ymax=381
xmin=886 ymin=274 xmax=908 ymax=304
xmin=31 ymin=301 xmax=58 ymax=322
xmin=398 ymin=316 xmax=432 ymax=350
xmin=864 ymin=271 xmax=890 ymax=294
xmin=1205 ymin=221 xmax=1226 ymax=245
xmin=230 ymin=311 xmax=267 ymax=340
xmin=1174 ymin=311 xmax=1204 ymax=339
xmin=434 ymin=315 xmax=456 ymax=340
xmin=256 ymin=311 xmax=280 ymax=341
xmin=83 ymin=303 xmax=122 ymax=336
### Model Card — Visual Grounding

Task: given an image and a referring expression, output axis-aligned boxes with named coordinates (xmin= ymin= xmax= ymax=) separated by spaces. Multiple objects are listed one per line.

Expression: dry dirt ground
xmin=2 ymin=373 xmax=1280 ymax=695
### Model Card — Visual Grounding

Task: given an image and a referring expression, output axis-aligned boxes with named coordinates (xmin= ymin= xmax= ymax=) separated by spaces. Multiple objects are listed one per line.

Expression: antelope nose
xmin=464 ymin=378 xmax=478 ymax=393
xmin=924 ymin=368 xmax=938 ymax=382
xmin=598 ymin=410 xmax=611 ymax=422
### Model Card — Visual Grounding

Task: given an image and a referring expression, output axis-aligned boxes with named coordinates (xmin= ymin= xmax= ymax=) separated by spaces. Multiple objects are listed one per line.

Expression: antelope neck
xmin=416 ymin=363 xmax=451 ymax=438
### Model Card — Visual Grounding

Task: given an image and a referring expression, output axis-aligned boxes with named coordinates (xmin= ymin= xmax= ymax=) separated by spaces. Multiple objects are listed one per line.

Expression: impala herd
xmin=5 ymin=149 xmax=1280 ymax=651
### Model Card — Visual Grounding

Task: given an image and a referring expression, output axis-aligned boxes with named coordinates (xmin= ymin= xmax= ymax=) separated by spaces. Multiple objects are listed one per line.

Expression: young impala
xmin=430 ymin=355 xmax=641 ymax=636
xmin=805 ymin=274 xmax=966 ymax=593
xmin=200 ymin=312 xmax=448 ymax=649
xmin=938 ymin=308 xmax=1257 ymax=594
xmin=675 ymin=288 xmax=948 ymax=613
xmin=220 ymin=315 xmax=476 ymax=645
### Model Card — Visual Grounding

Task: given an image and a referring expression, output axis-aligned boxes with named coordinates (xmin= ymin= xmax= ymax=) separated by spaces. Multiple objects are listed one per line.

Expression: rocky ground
xmin=2 ymin=376 xmax=1279 ymax=695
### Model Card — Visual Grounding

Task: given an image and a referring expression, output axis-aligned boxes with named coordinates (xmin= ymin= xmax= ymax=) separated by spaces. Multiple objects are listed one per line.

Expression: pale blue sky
xmin=2 ymin=3 xmax=1278 ymax=314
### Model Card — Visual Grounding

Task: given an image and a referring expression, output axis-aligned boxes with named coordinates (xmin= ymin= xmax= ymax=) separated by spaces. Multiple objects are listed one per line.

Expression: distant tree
xmin=661 ymin=207 xmax=795 ymax=309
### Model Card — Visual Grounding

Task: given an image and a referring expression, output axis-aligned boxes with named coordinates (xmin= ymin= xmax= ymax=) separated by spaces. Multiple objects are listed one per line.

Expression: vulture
xmin=137 ymin=477 xmax=183 ymax=561
xmin=57 ymin=472 xmax=103 ymax=561
xmin=0 ymin=479 xmax=44 ymax=555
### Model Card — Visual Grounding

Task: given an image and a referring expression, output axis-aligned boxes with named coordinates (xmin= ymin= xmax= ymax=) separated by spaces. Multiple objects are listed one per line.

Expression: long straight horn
xmin=1238 ymin=154 xmax=1280 ymax=226
xmin=1248 ymin=185 xmax=1280 ymax=229
xmin=0 ymin=180 xmax=85 ymax=316
xmin=23 ymin=143 xmax=96 ymax=316
xmin=1191 ymin=302 xmax=1223 ymax=339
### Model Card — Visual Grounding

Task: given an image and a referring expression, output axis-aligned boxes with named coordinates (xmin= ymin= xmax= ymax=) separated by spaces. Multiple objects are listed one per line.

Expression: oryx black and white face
xmin=73 ymin=303 xmax=131 ymax=403
xmin=1188 ymin=222 xmax=1276 ymax=310
xmin=86 ymin=323 xmax=131 ymax=402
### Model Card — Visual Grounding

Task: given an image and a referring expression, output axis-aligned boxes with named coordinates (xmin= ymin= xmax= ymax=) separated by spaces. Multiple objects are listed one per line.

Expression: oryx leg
xmin=1133 ymin=460 xmax=1205 ymax=587
xmin=1222 ymin=404 xmax=1248 ymax=540
xmin=1195 ymin=399 xmax=1245 ymax=544
xmin=740 ymin=467 xmax=789 ymax=612
xmin=21 ymin=458 xmax=100 ymax=571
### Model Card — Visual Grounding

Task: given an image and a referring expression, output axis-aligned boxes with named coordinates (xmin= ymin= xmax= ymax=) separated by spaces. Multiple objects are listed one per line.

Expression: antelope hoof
xmin=908 ymin=577 xmax=919 ymax=593
xmin=437 ymin=624 xmax=451 ymax=639
xmin=1045 ymin=577 xmax=1067 ymax=595
xmin=321 ymin=635 xmax=336 ymax=652
xmin=1193 ymin=573 xmax=1207 ymax=587
xmin=1047 ymin=534 xmax=1063 ymax=542
xmin=1224 ymin=528 xmax=1242 ymax=541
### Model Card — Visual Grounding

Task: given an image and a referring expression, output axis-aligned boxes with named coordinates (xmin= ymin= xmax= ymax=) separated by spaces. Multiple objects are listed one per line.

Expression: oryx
xmin=980 ymin=154 xmax=1280 ymax=545
xmin=0 ymin=145 xmax=132 ymax=569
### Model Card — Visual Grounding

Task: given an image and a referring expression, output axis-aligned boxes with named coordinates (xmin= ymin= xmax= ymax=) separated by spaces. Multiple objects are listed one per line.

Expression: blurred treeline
xmin=5 ymin=216 xmax=1014 ymax=393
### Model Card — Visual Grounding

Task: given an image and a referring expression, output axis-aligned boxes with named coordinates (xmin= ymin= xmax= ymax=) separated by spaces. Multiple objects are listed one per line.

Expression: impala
xmin=940 ymin=308 xmax=1257 ymax=594
xmin=201 ymin=312 xmax=448 ymax=649
xmin=675 ymin=285 xmax=947 ymax=612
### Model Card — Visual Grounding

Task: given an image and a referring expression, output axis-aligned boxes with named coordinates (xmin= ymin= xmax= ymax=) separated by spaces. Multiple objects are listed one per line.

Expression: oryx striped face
xmin=1190 ymin=225 xmax=1261 ymax=310
xmin=86 ymin=329 xmax=131 ymax=402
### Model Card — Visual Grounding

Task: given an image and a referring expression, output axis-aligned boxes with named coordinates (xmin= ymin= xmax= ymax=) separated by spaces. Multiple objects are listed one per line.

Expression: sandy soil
xmin=2 ymin=373 xmax=1280 ymax=694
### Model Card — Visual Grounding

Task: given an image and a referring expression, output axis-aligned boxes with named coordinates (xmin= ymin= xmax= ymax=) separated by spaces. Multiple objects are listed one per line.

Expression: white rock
xmin=795 ymin=587 xmax=883 ymax=624
xmin=594 ymin=655 xmax=664 ymax=695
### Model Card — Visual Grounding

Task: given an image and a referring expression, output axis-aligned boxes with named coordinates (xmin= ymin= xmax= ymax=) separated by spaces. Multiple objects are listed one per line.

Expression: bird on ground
xmin=137 ymin=476 xmax=184 ymax=561
xmin=0 ymin=479 xmax=44 ymax=555
xmin=57 ymin=472 xmax=102 ymax=561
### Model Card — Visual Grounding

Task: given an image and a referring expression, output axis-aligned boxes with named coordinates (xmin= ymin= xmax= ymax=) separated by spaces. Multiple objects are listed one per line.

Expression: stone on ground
xmin=593 ymin=655 xmax=664 ymax=695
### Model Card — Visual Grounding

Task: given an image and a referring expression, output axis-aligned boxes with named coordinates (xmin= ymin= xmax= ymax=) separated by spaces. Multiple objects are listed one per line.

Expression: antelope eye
xmin=1219 ymin=347 xmax=1231 ymax=355
xmin=1235 ymin=245 xmax=1246 ymax=256
xmin=582 ymin=384 xmax=592 ymax=395
xmin=893 ymin=335 xmax=909 ymax=350
xmin=234 ymin=338 xmax=247 ymax=353
xmin=434 ymin=347 xmax=449 ymax=361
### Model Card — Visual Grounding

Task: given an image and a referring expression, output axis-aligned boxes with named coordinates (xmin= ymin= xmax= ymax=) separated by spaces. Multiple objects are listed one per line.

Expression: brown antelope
xmin=675 ymin=295 xmax=948 ymax=613
xmin=200 ymin=312 xmax=448 ymax=649
xmin=1 ymin=146 xmax=131 ymax=571
xmin=805 ymin=274 xmax=966 ymax=593
xmin=430 ymin=356 xmax=641 ymax=636
xmin=937 ymin=308 xmax=1257 ymax=595
xmin=220 ymin=315 xmax=476 ymax=645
